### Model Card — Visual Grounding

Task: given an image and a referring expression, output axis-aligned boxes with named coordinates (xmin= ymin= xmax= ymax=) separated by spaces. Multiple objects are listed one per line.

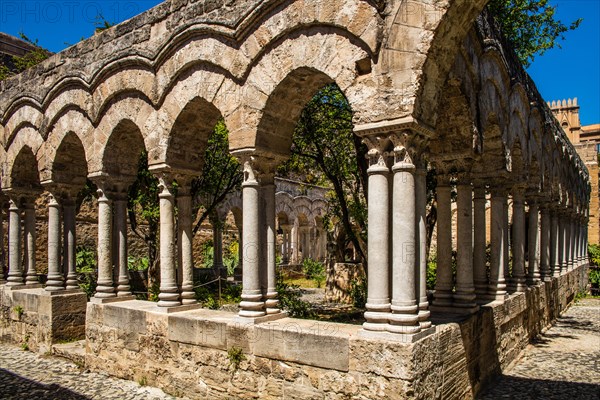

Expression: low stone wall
xmin=85 ymin=265 xmax=587 ymax=399
xmin=0 ymin=286 xmax=87 ymax=353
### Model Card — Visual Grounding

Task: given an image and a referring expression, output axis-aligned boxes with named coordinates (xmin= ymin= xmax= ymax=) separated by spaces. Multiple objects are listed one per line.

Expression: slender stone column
xmin=511 ymin=191 xmax=527 ymax=292
xmin=239 ymin=161 xmax=265 ymax=317
xmin=291 ymin=222 xmax=299 ymax=264
xmin=551 ymin=209 xmax=560 ymax=277
xmin=415 ymin=167 xmax=431 ymax=327
xmin=46 ymin=194 xmax=65 ymax=290
xmin=432 ymin=182 xmax=453 ymax=307
xmin=539 ymin=207 xmax=551 ymax=281
xmin=559 ymin=212 xmax=567 ymax=275
xmin=263 ymin=179 xmax=280 ymax=314
xmin=281 ymin=225 xmax=290 ymax=264
xmin=364 ymin=151 xmax=391 ymax=331
xmin=454 ymin=181 xmax=477 ymax=312
xmin=157 ymin=176 xmax=180 ymax=307
xmin=473 ymin=186 xmax=488 ymax=302
xmin=114 ymin=196 xmax=131 ymax=296
xmin=0 ymin=203 xmax=4 ymax=281
xmin=177 ymin=186 xmax=196 ymax=304
xmin=569 ymin=213 xmax=575 ymax=270
xmin=572 ymin=212 xmax=579 ymax=268
xmin=489 ymin=188 xmax=507 ymax=302
xmin=95 ymin=187 xmax=115 ymax=298
xmin=6 ymin=199 xmax=24 ymax=285
xmin=23 ymin=200 xmax=38 ymax=284
xmin=387 ymin=147 xmax=420 ymax=334
xmin=527 ymin=201 xmax=540 ymax=285
xmin=63 ymin=198 xmax=79 ymax=290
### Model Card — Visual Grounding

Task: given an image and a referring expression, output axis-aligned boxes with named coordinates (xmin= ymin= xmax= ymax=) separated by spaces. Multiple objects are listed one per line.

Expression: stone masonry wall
xmin=0 ymin=287 xmax=87 ymax=353
xmin=85 ymin=265 xmax=588 ymax=399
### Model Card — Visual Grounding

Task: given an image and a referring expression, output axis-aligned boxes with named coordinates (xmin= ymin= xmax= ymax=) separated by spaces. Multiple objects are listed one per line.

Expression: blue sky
xmin=0 ymin=0 xmax=598 ymax=124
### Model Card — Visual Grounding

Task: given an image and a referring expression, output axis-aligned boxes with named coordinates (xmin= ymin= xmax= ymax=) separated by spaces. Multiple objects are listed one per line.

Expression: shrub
xmin=302 ymin=258 xmax=324 ymax=279
xmin=589 ymin=268 xmax=600 ymax=288
xmin=276 ymin=275 xmax=314 ymax=318
xmin=588 ymin=244 xmax=600 ymax=266
xmin=349 ymin=278 xmax=367 ymax=308
xmin=426 ymin=255 xmax=437 ymax=290
xmin=75 ymin=246 xmax=96 ymax=273
xmin=227 ymin=346 xmax=245 ymax=370
xmin=128 ymin=256 xmax=149 ymax=271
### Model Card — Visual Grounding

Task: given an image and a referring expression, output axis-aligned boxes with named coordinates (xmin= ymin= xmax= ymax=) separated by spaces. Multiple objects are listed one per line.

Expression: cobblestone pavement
xmin=479 ymin=298 xmax=600 ymax=400
xmin=0 ymin=344 xmax=187 ymax=400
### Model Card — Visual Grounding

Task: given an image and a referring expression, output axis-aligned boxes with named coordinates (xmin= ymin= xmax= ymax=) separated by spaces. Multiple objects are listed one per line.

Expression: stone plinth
xmin=0 ymin=287 xmax=87 ymax=353
xmin=85 ymin=264 xmax=587 ymax=399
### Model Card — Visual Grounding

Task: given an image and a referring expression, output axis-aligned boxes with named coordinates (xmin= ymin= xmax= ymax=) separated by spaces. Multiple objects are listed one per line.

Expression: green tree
xmin=280 ymin=84 xmax=368 ymax=265
xmin=192 ymin=119 xmax=243 ymax=235
xmin=488 ymin=0 xmax=582 ymax=66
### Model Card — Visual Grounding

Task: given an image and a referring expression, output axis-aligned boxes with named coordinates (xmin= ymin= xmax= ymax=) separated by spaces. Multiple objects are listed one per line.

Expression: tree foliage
xmin=192 ymin=119 xmax=243 ymax=235
xmin=488 ymin=0 xmax=582 ymax=66
xmin=279 ymin=84 xmax=368 ymax=265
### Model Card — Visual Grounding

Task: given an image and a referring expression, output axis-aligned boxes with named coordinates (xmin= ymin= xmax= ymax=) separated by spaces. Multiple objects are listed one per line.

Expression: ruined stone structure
xmin=549 ymin=98 xmax=600 ymax=244
xmin=0 ymin=0 xmax=592 ymax=398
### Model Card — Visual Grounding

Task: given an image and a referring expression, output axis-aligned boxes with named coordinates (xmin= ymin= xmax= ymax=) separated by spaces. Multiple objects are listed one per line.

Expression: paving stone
xmin=0 ymin=343 xmax=188 ymax=400
xmin=479 ymin=298 xmax=600 ymax=400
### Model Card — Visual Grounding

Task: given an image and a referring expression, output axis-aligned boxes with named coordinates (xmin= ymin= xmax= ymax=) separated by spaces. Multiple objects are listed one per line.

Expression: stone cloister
xmin=216 ymin=177 xmax=328 ymax=269
xmin=0 ymin=0 xmax=592 ymax=398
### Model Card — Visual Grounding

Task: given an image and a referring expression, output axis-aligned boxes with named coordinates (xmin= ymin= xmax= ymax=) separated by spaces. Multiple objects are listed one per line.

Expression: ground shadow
xmin=477 ymin=375 xmax=600 ymax=399
xmin=0 ymin=368 xmax=91 ymax=400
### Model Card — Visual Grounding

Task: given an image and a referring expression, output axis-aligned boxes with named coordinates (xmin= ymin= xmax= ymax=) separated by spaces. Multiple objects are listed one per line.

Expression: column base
xmin=358 ymin=326 xmax=436 ymax=343
xmin=3 ymin=283 xmax=43 ymax=290
xmin=90 ymin=295 xmax=136 ymax=304
xmin=232 ymin=312 xmax=288 ymax=325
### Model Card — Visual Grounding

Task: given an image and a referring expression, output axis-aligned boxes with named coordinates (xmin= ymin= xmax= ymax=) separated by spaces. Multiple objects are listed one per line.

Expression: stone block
xmin=254 ymin=319 xmax=352 ymax=372
xmin=168 ymin=310 xmax=229 ymax=350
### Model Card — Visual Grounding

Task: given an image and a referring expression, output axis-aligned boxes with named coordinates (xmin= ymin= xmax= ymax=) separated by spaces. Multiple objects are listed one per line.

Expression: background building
xmin=550 ymin=98 xmax=600 ymax=244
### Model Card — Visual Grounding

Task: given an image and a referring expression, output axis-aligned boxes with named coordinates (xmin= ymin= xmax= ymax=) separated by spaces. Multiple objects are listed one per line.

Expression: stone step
xmin=52 ymin=340 xmax=86 ymax=367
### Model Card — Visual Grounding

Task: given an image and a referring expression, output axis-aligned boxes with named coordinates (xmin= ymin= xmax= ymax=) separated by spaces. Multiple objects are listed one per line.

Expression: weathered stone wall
xmin=85 ymin=265 xmax=587 ymax=399
xmin=0 ymin=287 xmax=87 ymax=353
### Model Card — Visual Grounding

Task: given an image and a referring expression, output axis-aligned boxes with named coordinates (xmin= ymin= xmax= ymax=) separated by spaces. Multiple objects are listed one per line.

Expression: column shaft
xmin=6 ymin=200 xmax=23 ymax=285
xmin=433 ymin=185 xmax=453 ymax=307
xmin=559 ymin=214 xmax=567 ymax=275
xmin=454 ymin=183 xmax=477 ymax=312
xmin=24 ymin=202 xmax=37 ymax=284
xmin=388 ymin=157 xmax=419 ymax=334
xmin=158 ymin=181 xmax=180 ymax=307
xmin=178 ymin=193 xmax=196 ymax=304
xmin=46 ymin=195 xmax=64 ymax=290
xmin=489 ymin=191 xmax=507 ymax=301
xmin=263 ymin=182 xmax=279 ymax=314
xmin=551 ymin=211 xmax=560 ymax=277
xmin=540 ymin=208 xmax=551 ymax=281
xmin=239 ymin=163 xmax=264 ymax=317
xmin=95 ymin=189 xmax=115 ymax=298
xmin=114 ymin=199 xmax=131 ymax=296
xmin=415 ymin=168 xmax=431 ymax=327
xmin=527 ymin=203 xmax=540 ymax=285
xmin=363 ymin=161 xmax=391 ymax=331
xmin=473 ymin=187 xmax=488 ymax=302
xmin=511 ymin=193 xmax=526 ymax=291
xmin=64 ymin=200 xmax=78 ymax=290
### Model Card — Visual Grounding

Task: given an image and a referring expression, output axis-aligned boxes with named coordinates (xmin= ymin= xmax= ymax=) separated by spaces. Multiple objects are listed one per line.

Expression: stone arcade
xmin=0 ymin=0 xmax=592 ymax=398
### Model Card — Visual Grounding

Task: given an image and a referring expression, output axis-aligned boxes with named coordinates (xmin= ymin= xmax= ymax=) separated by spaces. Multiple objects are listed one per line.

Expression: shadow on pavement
xmin=0 ymin=368 xmax=91 ymax=400
xmin=477 ymin=375 xmax=600 ymax=400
